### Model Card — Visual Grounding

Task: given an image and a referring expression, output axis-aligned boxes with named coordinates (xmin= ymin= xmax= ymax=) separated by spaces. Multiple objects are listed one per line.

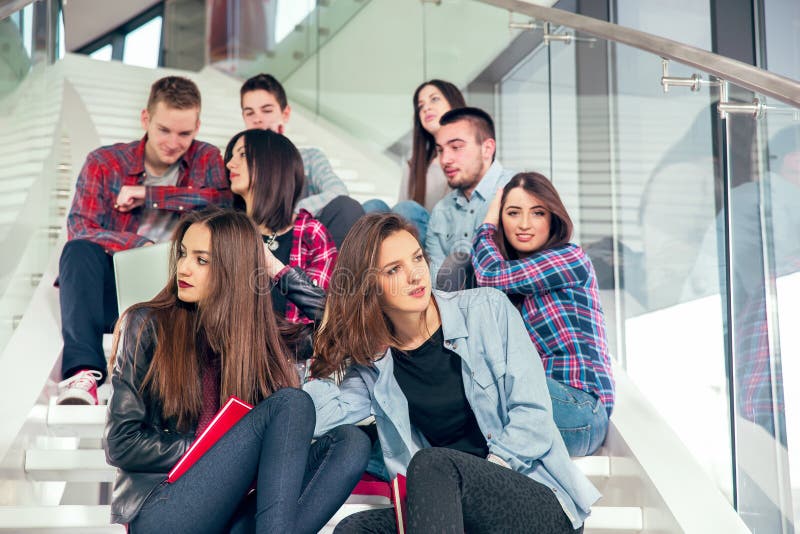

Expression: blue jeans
xmin=362 ymin=199 xmax=430 ymax=244
xmin=130 ymin=388 xmax=371 ymax=534
xmin=546 ymin=378 xmax=608 ymax=456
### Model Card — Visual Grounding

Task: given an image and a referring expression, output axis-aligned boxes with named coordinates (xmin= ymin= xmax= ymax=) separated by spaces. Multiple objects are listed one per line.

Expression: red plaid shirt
xmin=67 ymin=136 xmax=231 ymax=254
xmin=284 ymin=209 xmax=338 ymax=324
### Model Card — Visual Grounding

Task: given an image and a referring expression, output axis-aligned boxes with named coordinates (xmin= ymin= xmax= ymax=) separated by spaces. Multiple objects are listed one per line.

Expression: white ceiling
xmin=63 ymin=0 xmax=161 ymax=51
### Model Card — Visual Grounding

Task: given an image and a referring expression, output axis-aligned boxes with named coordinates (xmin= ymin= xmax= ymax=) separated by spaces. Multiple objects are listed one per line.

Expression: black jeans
xmin=59 ymin=239 xmax=119 ymax=381
xmin=316 ymin=196 xmax=365 ymax=249
xmin=131 ymin=388 xmax=371 ymax=534
xmin=335 ymin=448 xmax=582 ymax=534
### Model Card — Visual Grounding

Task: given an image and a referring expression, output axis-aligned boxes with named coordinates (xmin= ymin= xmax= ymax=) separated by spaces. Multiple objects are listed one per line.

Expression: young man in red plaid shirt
xmin=57 ymin=76 xmax=231 ymax=405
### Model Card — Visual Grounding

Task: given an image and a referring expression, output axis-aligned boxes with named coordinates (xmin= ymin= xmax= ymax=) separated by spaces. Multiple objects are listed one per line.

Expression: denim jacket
xmin=304 ymin=287 xmax=600 ymax=528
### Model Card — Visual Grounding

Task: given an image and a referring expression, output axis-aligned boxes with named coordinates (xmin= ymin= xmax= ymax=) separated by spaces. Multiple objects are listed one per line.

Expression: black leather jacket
xmin=103 ymin=307 xmax=193 ymax=525
xmin=103 ymin=268 xmax=326 ymax=524
xmin=274 ymin=266 xmax=326 ymax=323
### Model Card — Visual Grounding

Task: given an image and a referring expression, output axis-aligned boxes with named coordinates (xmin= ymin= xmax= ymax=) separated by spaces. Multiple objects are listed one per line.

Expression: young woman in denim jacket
xmin=104 ymin=209 xmax=369 ymax=533
xmin=305 ymin=213 xmax=599 ymax=533
xmin=472 ymin=172 xmax=615 ymax=457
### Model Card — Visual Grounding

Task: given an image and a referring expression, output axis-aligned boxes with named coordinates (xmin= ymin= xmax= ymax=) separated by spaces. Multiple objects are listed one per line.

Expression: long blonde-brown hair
xmin=311 ymin=213 xmax=423 ymax=379
xmin=109 ymin=209 xmax=299 ymax=431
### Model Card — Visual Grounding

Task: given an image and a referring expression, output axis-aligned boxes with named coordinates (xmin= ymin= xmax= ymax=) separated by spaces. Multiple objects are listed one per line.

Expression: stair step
xmin=0 ymin=503 xmax=642 ymax=532
xmin=0 ymin=506 xmax=124 ymax=533
xmin=586 ymin=506 xmax=643 ymax=531
xmin=24 ymin=444 xmax=616 ymax=485
xmin=46 ymin=401 xmax=107 ymax=437
xmin=24 ymin=449 xmax=114 ymax=482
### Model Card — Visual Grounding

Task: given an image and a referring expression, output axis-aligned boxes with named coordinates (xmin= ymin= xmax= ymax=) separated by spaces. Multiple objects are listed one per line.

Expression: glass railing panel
xmin=311 ymin=0 xmax=425 ymax=150
xmin=608 ymin=43 xmax=733 ymax=500
xmin=0 ymin=2 xmax=34 ymax=98
xmin=0 ymin=0 xmax=64 ymax=355
xmin=722 ymin=87 xmax=799 ymax=531
xmin=207 ymin=0 xmax=370 ymax=96
xmin=494 ymin=25 xmax=735 ymax=498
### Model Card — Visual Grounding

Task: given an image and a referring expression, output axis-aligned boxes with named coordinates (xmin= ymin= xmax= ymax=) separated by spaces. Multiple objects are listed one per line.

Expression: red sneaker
xmin=56 ymin=369 xmax=102 ymax=405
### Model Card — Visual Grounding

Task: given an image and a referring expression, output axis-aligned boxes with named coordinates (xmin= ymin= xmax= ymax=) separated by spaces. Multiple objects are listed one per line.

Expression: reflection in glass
xmin=0 ymin=8 xmax=33 ymax=97
xmin=732 ymin=118 xmax=799 ymax=532
xmin=611 ymin=40 xmax=732 ymax=501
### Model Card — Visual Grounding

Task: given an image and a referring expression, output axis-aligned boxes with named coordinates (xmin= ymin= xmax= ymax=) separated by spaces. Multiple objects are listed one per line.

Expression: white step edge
xmin=0 ymin=504 xmax=641 ymax=532
xmin=0 ymin=506 xmax=125 ymax=532
xmin=24 ymin=447 xmax=615 ymax=485
xmin=586 ymin=506 xmax=643 ymax=531
xmin=24 ymin=449 xmax=114 ymax=482
xmin=47 ymin=401 xmax=107 ymax=437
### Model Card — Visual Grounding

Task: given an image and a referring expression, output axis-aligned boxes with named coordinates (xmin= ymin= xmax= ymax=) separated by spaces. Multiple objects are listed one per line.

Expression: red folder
xmin=167 ymin=396 xmax=253 ymax=483
xmin=392 ymin=474 xmax=408 ymax=534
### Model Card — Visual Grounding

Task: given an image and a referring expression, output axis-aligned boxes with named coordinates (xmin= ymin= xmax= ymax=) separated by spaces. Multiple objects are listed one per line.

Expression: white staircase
xmin=0 ymin=54 xmax=753 ymax=533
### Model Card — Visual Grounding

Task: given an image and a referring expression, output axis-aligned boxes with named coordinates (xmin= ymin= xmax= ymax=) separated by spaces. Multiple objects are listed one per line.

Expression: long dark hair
xmin=225 ymin=129 xmax=305 ymax=231
xmin=110 ymin=209 xmax=300 ymax=431
xmin=312 ymin=213 xmax=423 ymax=379
xmin=408 ymin=80 xmax=465 ymax=205
xmin=495 ymin=172 xmax=574 ymax=259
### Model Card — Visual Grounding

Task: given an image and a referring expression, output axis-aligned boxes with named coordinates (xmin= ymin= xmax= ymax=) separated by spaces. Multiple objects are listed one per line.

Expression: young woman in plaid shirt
xmin=224 ymin=129 xmax=337 ymax=325
xmin=472 ymin=172 xmax=614 ymax=456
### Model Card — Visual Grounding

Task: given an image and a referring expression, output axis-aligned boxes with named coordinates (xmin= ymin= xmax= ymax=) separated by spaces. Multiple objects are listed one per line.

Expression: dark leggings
xmin=316 ymin=195 xmax=365 ymax=249
xmin=130 ymin=388 xmax=370 ymax=534
xmin=334 ymin=448 xmax=582 ymax=534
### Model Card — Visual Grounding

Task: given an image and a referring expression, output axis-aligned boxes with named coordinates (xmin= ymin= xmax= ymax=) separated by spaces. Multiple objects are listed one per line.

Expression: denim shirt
xmin=304 ymin=288 xmax=600 ymax=529
xmin=425 ymin=161 xmax=516 ymax=281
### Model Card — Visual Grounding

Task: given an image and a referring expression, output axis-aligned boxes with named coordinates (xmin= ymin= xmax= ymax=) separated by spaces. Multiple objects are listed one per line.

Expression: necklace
xmin=264 ymin=232 xmax=279 ymax=251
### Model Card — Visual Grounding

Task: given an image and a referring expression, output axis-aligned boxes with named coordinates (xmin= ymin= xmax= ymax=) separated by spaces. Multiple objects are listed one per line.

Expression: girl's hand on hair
xmin=483 ymin=188 xmax=503 ymax=226
xmin=263 ymin=243 xmax=286 ymax=278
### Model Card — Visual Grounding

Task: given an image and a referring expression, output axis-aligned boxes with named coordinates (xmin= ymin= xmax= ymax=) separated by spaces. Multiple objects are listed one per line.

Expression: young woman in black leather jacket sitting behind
xmin=103 ymin=209 xmax=369 ymax=533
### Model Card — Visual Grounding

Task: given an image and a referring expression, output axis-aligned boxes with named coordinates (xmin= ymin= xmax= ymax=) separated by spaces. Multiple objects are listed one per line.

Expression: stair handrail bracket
xmin=478 ymin=0 xmax=800 ymax=108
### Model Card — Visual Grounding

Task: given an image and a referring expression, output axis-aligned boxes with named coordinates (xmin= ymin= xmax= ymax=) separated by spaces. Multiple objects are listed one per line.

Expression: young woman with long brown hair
xmin=225 ymin=128 xmax=336 ymax=325
xmin=363 ymin=79 xmax=465 ymax=244
xmin=104 ymin=209 xmax=369 ymax=533
xmin=304 ymin=213 xmax=599 ymax=533
xmin=472 ymin=172 xmax=614 ymax=457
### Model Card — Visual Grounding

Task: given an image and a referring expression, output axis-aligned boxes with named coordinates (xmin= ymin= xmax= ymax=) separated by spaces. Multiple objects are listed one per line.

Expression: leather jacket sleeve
xmin=275 ymin=266 xmax=327 ymax=322
xmin=103 ymin=308 xmax=193 ymax=473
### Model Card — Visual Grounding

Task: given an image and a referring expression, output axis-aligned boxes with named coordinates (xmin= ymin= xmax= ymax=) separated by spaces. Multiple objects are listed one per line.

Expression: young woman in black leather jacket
xmin=103 ymin=209 xmax=369 ymax=533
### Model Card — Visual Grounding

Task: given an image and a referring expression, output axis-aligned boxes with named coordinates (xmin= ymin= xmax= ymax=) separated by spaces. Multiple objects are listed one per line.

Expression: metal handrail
xmin=0 ymin=0 xmax=37 ymax=21
xmin=478 ymin=0 xmax=800 ymax=108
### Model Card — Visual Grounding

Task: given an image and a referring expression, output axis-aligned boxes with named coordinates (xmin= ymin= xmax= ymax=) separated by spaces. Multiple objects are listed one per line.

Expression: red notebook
xmin=391 ymin=474 xmax=408 ymax=534
xmin=167 ymin=396 xmax=253 ymax=483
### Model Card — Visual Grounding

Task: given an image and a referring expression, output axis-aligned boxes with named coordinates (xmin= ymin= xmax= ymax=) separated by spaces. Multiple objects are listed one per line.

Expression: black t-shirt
xmin=391 ymin=327 xmax=489 ymax=458
xmin=262 ymin=231 xmax=294 ymax=317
